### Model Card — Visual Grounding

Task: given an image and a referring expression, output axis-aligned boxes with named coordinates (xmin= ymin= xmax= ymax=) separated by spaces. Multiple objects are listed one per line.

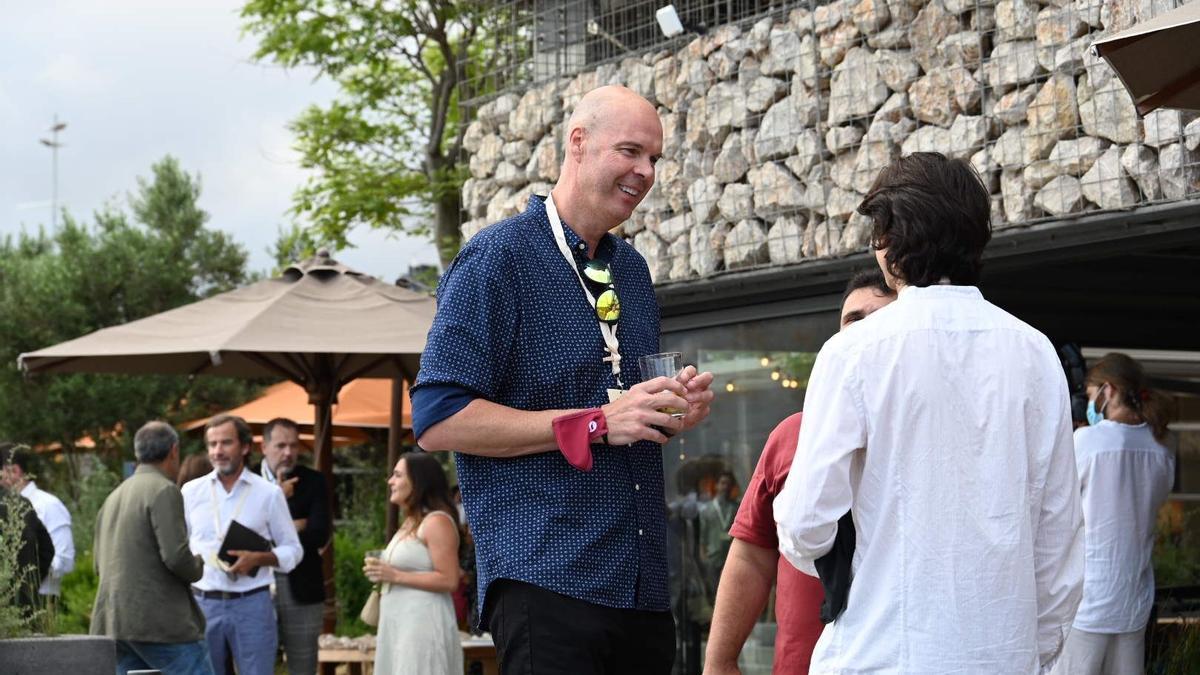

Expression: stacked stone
xmin=460 ymin=0 xmax=1200 ymax=283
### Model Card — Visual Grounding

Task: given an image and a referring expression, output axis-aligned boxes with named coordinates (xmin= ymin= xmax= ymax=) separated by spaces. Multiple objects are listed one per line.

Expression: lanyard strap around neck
xmin=544 ymin=194 xmax=623 ymax=387
xmin=210 ymin=477 xmax=252 ymax=538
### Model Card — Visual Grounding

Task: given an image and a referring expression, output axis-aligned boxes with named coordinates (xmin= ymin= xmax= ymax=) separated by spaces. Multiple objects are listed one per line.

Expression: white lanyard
xmin=545 ymin=194 xmax=624 ymax=388
xmin=209 ymin=478 xmax=252 ymax=539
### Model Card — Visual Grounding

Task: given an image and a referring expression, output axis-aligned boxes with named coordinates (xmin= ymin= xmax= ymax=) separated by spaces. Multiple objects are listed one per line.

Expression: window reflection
xmin=663 ymin=309 xmax=834 ymax=674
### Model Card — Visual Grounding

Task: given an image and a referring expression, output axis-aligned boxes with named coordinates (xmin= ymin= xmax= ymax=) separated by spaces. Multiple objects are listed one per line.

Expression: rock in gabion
xmin=633 ymin=230 xmax=670 ymax=283
xmin=1081 ymin=146 xmax=1139 ymax=209
xmin=690 ymin=221 xmax=729 ymax=276
xmin=724 ymin=219 xmax=770 ymax=269
xmin=767 ymin=215 xmax=807 ymax=264
xmin=1080 ymin=77 xmax=1139 ymax=144
xmin=1035 ymin=174 xmax=1085 ymax=216
xmin=718 ymin=183 xmax=756 ymax=222
xmin=1159 ymin=143 xmax=1200 ymax=200
xmin=1121 ymin=144 xmax=1162 ymax=201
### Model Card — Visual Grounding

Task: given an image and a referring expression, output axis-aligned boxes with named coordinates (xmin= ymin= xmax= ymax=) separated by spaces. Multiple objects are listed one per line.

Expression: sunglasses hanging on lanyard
xmin=545 ymin=194 xmax=625 ymax=395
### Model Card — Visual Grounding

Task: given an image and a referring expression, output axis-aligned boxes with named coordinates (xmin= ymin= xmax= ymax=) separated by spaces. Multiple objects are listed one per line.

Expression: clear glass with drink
xmin=364 ymin=549 xmax=385 ymax=564
xmin=640 ymin=352 xmax=687 ymax=418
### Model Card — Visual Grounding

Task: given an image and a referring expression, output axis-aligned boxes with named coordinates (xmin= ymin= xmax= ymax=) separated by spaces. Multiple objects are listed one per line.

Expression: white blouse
xmin=1072 ymin=420 xmax=1174 ymax=633
xmin=774 ymin=285 xmax=1084 ymax=674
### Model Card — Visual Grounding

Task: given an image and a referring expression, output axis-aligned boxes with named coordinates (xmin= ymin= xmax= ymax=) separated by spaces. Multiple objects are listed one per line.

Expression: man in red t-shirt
xmin=703 ymin=270 xmax=895 ymax=675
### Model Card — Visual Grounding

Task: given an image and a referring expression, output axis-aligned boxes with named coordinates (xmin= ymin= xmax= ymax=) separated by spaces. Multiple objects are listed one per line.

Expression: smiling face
xmin=205 ymin=421 xmax=248 ymax=478
xmin=564 ymin=87 xmax=663 ymax=231
xmin=387 ymin=457 xmax=412 ymax=507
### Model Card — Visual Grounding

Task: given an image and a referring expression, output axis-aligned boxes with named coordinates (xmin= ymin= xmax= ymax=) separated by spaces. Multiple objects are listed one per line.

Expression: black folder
xmin=217 ymin=520 xmax=271 ymax=577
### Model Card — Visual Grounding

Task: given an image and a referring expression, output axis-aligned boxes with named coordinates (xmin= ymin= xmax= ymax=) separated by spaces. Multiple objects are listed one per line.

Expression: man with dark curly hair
xmin=774 ymin=153 xmax=1084 ymax=674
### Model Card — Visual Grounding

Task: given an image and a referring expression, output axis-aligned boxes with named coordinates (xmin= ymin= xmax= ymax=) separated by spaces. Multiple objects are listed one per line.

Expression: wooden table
xmin=317 ymin=632 xmax=496 ymax=675
xmin=462 ymin=633 xmax=499 ymax=675
xmin=317 ymin=647 xmax=373 ymax=675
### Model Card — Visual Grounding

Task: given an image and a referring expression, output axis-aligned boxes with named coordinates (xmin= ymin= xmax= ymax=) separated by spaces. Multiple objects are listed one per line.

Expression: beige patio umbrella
xmin=19 ymin=249 xmax=436 ymax=629
xmin=1092 ymin=0 xmax=1200 ymax=115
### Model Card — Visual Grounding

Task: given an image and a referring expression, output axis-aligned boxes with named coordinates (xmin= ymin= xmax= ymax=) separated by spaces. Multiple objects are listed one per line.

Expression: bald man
xmin=414 ymin=86 xmax=714 ymax=674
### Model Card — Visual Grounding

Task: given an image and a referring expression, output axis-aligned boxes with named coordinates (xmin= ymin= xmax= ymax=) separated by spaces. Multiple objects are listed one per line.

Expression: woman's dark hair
xmin=1086 ymin=352 xmax=1173 ymax=441
xmin=177 ymin=453 xmax=214 ymax=487
xmin=857 ymin=152 xmax=992 ymax=287
xmin=401 ymin=452 xmax=460 ymax=530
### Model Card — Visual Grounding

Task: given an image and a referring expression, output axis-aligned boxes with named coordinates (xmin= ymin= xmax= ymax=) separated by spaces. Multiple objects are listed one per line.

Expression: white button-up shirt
xmin=774 ymin=285 xmax=1084 ymax=674
xmin=181 ymin=468 xmax=302 ymax=592
xmin=1072 ymin=420 xmax=1174 ymax=634
xmin=20 ymin=481 xmax=75 ymax=596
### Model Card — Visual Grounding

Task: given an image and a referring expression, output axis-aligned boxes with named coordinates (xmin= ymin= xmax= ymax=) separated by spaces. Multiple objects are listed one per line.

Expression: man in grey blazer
xmin=91 ymin=421 xmax=215 ymax=675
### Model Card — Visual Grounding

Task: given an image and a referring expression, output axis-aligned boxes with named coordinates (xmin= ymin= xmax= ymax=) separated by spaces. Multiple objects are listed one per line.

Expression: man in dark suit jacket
xmin=90 ymin=421 xmax=212 ymax=675
xmin=261 ymin=418 xmax=330 ymax=675
xmin=0 ymin=481 xmax=53 ymax=615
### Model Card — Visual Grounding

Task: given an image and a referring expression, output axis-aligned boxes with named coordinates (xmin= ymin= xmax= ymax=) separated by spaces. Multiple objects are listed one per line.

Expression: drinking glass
xmin=640 ymin=352 xmax=686 ymax=418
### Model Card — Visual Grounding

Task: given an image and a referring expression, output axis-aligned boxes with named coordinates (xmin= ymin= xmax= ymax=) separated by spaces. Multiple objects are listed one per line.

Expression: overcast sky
xmin=0 ymin=0 xmax=440 ymax=280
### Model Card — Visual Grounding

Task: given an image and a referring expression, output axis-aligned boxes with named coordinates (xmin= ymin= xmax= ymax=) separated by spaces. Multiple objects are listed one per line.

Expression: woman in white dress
xmin=364 ymin=452 xmax=463 ymax=675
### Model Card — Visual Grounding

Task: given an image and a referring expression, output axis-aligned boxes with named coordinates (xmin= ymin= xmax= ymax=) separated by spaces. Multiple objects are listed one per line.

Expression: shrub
xmin=0 ymin=490 xmax=47 ymax=637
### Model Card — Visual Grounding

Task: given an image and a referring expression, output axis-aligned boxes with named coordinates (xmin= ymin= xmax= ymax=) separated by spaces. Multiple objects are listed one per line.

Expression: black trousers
xmin=484 ymin=579 xmax=676 ymax=675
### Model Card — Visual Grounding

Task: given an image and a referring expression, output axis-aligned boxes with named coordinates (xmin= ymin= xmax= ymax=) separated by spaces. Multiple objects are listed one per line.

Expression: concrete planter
xmin=0 ymin=635 xmax=116 ymax=675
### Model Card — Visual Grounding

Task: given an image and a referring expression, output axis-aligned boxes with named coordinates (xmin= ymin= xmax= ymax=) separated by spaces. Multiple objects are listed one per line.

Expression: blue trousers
xmin=116 ymin=639 xmax=214 ymax=675
xmin=195 ymin=590 xmax=278 ymax=675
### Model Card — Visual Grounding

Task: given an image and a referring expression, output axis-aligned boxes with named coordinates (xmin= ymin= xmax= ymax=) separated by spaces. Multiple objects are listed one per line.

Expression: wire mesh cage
xmin=458 ymin=0 xmax=1200 ymax=285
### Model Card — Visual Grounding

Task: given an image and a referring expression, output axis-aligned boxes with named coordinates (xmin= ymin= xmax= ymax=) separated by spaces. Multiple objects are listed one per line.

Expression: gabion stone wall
xmin=460 ymin=0 xmax=1200 ymax=284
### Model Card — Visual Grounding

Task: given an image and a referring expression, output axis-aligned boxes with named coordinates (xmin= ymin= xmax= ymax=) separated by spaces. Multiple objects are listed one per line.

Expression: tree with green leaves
xmin=242 ymin=0 xmax=501 ymax=266
xmin=0 ymin=156 xmax=259 ymax=467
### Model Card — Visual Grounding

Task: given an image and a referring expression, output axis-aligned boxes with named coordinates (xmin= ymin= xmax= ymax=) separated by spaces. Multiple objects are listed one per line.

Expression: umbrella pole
xmin=310 ymin=379 xmax=338 ymax=634
xmin=386 ymin=377 xmax=404 ymax=539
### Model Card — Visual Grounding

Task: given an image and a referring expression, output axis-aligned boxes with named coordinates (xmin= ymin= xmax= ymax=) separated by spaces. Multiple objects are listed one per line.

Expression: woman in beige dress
xmin=364 ymin=453 xmax=462 ymax=675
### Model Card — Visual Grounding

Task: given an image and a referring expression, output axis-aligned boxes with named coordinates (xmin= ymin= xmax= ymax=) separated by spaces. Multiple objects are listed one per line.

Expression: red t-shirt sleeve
xmin=730 ymin=413 xmax=803 ymax=550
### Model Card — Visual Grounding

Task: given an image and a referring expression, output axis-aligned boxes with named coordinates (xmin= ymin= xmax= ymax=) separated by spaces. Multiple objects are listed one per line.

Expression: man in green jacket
xmin=91 ymin=421 xmax=214 ymax=675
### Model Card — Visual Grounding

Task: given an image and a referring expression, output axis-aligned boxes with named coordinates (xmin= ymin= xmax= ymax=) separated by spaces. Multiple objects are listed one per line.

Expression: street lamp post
xmin=39 ymin=115 xmax=67 ymax=229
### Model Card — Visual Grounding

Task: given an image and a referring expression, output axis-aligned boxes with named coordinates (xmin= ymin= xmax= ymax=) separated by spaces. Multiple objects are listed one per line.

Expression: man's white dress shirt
xmin=20 ymin=481 xmax=75 ymax=596
xmin=774 ymin=285 xmax=1084 ymax=674
xmin=181 ymin=468 xmax=302 ymax=592
xmin=1072 ymin=420 xmax=1174 ymax=634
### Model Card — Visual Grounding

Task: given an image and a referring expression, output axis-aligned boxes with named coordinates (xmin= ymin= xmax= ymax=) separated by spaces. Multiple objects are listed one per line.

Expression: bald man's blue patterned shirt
xmin=413 ymin=196 xmax=669 ymax=626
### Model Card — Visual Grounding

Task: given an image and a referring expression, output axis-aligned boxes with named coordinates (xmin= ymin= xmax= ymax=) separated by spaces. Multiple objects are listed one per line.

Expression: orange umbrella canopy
xmin=185 ymin=378 xmax=410 ymax=443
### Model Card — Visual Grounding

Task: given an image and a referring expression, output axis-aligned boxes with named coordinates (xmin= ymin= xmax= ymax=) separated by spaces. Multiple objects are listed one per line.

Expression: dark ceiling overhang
xmin=657 ymin=200 xmax=1200 ymax=354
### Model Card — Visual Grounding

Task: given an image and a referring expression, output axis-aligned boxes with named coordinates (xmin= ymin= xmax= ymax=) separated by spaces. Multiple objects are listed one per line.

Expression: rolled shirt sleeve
xmin=267 ymin=486 xmax=303 ymax=574
xmin=774 ymin=344 xmax=866 ymax=577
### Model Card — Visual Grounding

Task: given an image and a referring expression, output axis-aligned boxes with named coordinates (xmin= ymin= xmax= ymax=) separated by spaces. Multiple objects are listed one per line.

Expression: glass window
xmin=661 ymin=308 xmax=836 ymax=675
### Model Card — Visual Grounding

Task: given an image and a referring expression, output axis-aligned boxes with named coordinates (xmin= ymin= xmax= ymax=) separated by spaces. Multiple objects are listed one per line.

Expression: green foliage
xmin=332 ymin=528 xmax=377 ymax=637
xmin=241 ymin=0 xmax=503 ymax=266
xmin=332 ymin=452 xmax=388 ymax=636
xmin=31 ymin=463 xmax=118 ymax=635
xmin=0 ymin=156 xmax=261 ymax=462
xmin=0 ymin=491 xmax=45 ymax=637
xmin=1150 ymin=623 xmax=1200 ymax=675
xmin=1154 ymin=507 xmax=1200 ymax=587
xmin=270 ymin=223 xmax=328 ymax=273
xmin=54 ymin=551 xmax=98 ymax=635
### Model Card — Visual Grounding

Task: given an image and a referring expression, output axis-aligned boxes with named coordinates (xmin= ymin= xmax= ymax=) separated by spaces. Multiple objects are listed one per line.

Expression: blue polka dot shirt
xmin=413 ymin=195 xmax=670 ymax=625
